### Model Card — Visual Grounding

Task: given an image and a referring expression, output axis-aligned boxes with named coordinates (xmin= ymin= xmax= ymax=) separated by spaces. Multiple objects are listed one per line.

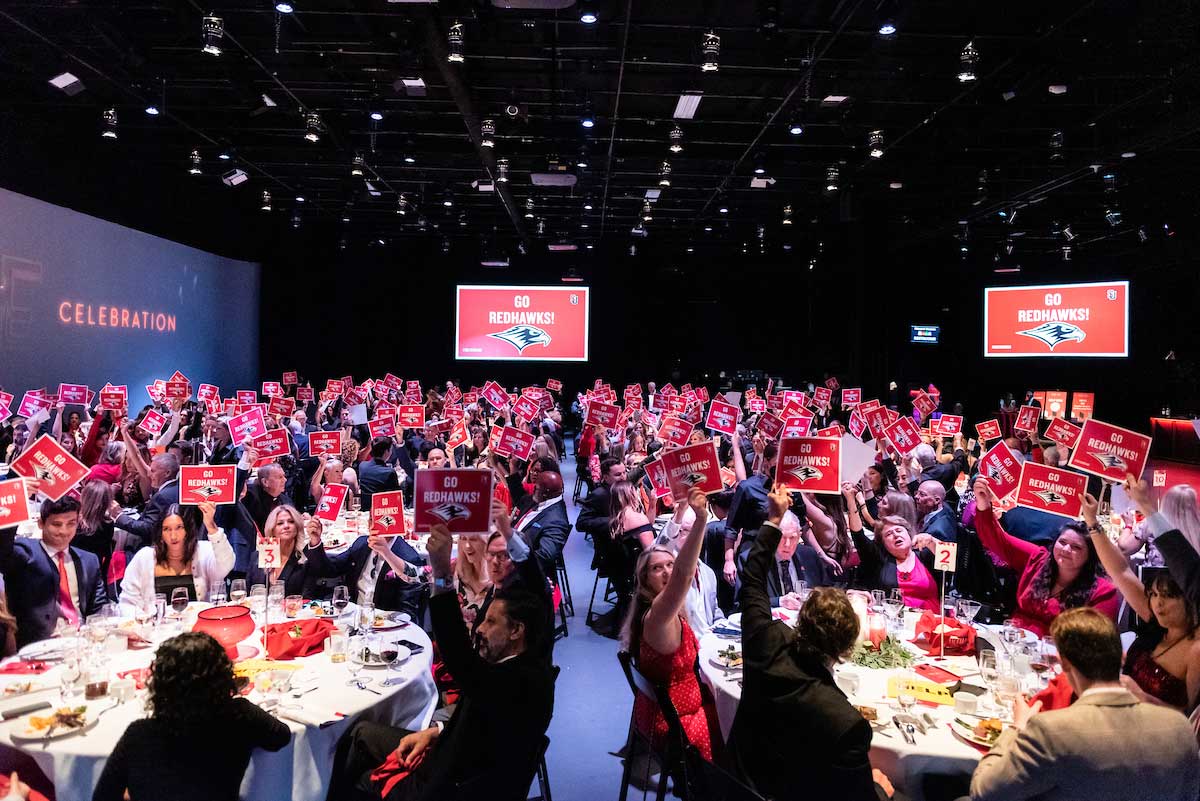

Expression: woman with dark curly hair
xmin=92 ymin=631 xmax=289 ymax=801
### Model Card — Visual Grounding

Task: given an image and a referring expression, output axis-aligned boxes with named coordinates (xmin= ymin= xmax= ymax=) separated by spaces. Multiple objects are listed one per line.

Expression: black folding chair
xmin=555 ymin=553 xmax=574 ymax=617
xmin=616 ymin=651 xmax=678 ymax=801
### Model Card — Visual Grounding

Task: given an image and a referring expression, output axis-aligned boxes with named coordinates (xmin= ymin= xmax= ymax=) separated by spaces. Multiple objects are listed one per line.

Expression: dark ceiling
xmin=1 ymin=0 xmax=1199 ymax=267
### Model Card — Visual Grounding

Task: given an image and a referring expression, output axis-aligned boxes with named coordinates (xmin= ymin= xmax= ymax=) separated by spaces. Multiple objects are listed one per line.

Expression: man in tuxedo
xmin=0 ymin=493 xmax=108 ymax=647
xmin=736 ymin=510 xmax=832 ymax=608
xmin=239 ymin=458 xmax=289 ymax=535
xmin=914 ymin=481 xmax=959 ymax=542
xmin=358 ymin=436 xmax=401 ymax=508
xmin=110 ymin=452 xmax=180 ymax=551
xmin=969 ymin=607 xmax=1200 ymax=801
xmin=512 ymin=470 xmax=570 ymax=582
xmin=576 ymin=458 xmax=625 ymax=568
xmin=729 ymin=484 xmax=897 ymax=801
xmin=329 ymin=524 xmax=555 ymax=801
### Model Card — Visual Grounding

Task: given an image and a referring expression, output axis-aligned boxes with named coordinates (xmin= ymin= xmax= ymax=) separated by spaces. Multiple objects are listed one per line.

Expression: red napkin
xmin=910 ymin=611 xmax=977 ymax=656
xmin=117 ymin=667 xmax=150 ymax=690
xmin=262 ymin=618 xmax=336 ymax=660
xmin=1030 ymin=671 xmax=1075 ymax=711
xmin=0 ymin=661 xmax=50 ymax=675
xmin=369 ymin=748 xmax=427 ymax=797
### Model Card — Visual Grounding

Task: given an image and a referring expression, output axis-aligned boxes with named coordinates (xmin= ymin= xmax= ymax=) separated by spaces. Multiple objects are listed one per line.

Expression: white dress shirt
xmin=41 ymin=541 xmax=80 ymax=618
xmin=515 ymin=496 xmax=563 ymax=533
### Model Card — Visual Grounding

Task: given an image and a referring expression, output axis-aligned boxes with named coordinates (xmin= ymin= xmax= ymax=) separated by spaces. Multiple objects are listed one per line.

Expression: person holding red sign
xmin=844 ymin=484 xmax=940 ymax=612
xmin=243 ymin=506 xmax=327 ymax=598
xmin=117 ymin=501 xmax=235 ymax=613
xmin=623 ymin=486 xmax=722 ymax=762
xmin=973 ymin=479 xmax=1118 ymax=638
xmin=358 ymin=436 xmax=402 ymax=509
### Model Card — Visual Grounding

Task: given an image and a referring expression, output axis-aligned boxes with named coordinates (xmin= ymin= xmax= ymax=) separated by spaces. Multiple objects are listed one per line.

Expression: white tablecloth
xmin=0 ymin=612 xmax=438 ymax=801
xmin=698 ymin=611 xmax=999 ymax=801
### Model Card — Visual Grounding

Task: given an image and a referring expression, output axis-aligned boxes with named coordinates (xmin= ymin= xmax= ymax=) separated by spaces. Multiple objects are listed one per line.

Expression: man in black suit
xmin=358 ymin=436 xmax=401 ymax=508
xmin=914 ymin=480 xmax=960 ymax=542
xmin=0 ymin=494 xmax=108 ymax=647
xmin=329 ymin=524 xmax=555 ymax=801
xmin=110 ymin=452 xmax=180 ymax=551
xmin=239 ymin=457 xmax=289 ymax=535
xmin=736 ymin=514 xmax=833 ymax=607
xmin=909 ymin=433 xmax=969 ymax=498
xmin=575 ymin=458 xmax=625 ymax=568
xmin=512 ymin=470 xmax=570 ymax=582
xmin=307 ymin=530 xmax=427 ymax=619
xmin=728 ymin=483 xmax=897 ymax=801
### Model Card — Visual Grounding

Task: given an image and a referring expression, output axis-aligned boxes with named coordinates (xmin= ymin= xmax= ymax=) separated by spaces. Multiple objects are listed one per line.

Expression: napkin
xmin=263 ymin=619 xmax=337 ymax=660
xmin=277 ymin=705 xmax=342 ymax=728
xmin=910 ymin=611 xmax=977 ymax=656
xmin=117 ymin=667 xmax=150 ymax=690
xmin=0 ymin=660 xmax=50 ymax=675
xmin=1030 ymin=671 xmax=1075 ymax=711
xmin=369 ymin=748 xmax=427 ymax=797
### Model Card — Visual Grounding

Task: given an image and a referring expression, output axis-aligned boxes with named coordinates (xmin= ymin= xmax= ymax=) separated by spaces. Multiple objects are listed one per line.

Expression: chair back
xmin=679 ymin=745 xmax=767 ymax=801
xmin=617 ymin=651 xmax=687 ymax=753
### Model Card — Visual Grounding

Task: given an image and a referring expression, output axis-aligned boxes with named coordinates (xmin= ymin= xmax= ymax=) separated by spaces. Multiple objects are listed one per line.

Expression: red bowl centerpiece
xmin=193 ymin=605 xmax=255 ymax=659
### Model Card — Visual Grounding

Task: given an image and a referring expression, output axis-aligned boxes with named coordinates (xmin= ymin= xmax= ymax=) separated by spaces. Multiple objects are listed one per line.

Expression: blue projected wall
xmin=0 ymin=187 xmax=260 ymax=399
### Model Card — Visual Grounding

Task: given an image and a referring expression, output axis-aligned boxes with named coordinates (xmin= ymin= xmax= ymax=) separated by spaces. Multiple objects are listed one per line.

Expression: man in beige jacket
xmin=970 ymin=607 xmax=1200 ymax=801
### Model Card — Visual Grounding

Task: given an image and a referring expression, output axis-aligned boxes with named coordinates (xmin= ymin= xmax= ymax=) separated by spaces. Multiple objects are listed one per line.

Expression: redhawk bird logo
xmin=376 ymin=514 xmax=397 ymax=528
xmin=33 ymin=467 xmax=53 ymax=482
xmin=260 ymin=439 xmax=284 ymax=454
xmin=787 ymin=465 xmax=824 ymax=483
xmin=189 ymin=486 xmax=222 ymax=500
xmin=488 ymin=325 xmax=552 ymax=353
xmin=430 ymin=503 xmax=471 ymax=523
xmin=1016 ymin=322 xmax=1087 ymax=350
xmin=1090 ymin=452 xmax=1127 ymax=471
xmin=0 ymin=507 xmax=10 ymax=518
xmin=680 ymin=471 xmax=707 ymax=487
xmin=1032 ymin=489 xmax=1067 ymax=506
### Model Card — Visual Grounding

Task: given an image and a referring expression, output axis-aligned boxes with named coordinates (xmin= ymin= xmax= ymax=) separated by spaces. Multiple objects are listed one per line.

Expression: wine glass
xmin=229 ymin=579 xmax=247 ymax=605
xmin=170 ymin=588 xmax=190 ymax=615
xmin=154 ymin=593 xmax=167 ymax=626
xmin=345 ymin=635 xmax=366 ymax=687
xmin=883 ymin=597 xmax=904 ymax=634
xmin=209 ymin=588 xmax=227 ymax=607
xmin=956 ymin=598 xmax=982 ymax=624
xmin=870 ymin=589 xmax=885 ymax=613
xmin=978 ymin=651 xmax=1000 ymax=713
xmin=897 ymin=673 xmax=918 ymax=715
xmin=332 ymin=585 xmax=350 ymax=621
xmin=59 ymin=656 xmax=84 ymax=705
xmin=994 ymin=670 xmax=1021 ymax=715
xmin=381 ymin=641 xmax=405 ymax=687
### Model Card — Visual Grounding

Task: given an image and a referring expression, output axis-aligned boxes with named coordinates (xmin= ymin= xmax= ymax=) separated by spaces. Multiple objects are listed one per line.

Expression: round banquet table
xmin=698 ymin=609 xmax=1001 ymax=801
xmin=0 ymin=609 xmax=438 ymax=801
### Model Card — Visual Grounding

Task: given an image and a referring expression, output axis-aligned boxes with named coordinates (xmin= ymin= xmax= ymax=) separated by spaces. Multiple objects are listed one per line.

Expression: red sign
xmin=659 ymin=441 xmax=723 ymax=501
xmin=1014 ymin=405 xmax=1040 ymax=433
xmin=546 ymin=378 xmax=563 ymax=392
xmin=816 ymin=424 xmax=844 ymax=438
xmin=309 ymin=430 xmax=341 ymax=456
xmin=0 ymin=390 xmax=13 ymax=410
xmin=782 ymin=416 xmax=813 ymax=439
xmin=984 ymin=280 xmax=1129 ymax=358
xmin=314 ymin=483 xmax=349 ymax=522
xmin=96 ymin=390 xmax=125 ymax=413
xmin=179 ymin=465 xmax=237 ymax=505
xmin=10 ymin=435 xmax=89 ymax=501
xmin=755 ymin=412 xmax=784 ymax=440
xmin=511 ymin=395 xmax=540 ymax=424
xmin=842 ymin=388 xmax=861 ymax=406
xmin=446 ymin=418 xmax=470 ymax=450
xmin=1044 ymin=418 xmax=1082 ymax=450
xmin=848 ymin=410 xmax=867 ymax=439
xmin=296 ymin=386 xmax=314 ymax=403
xmin=912 ymin=391 xmax=937 ymax=417
xmin=0 ymin=478 xmax=31 ymax=527
xmin=585 ymin=401 xmax=620 ymax=430
xmin=478 ymin=381 xmax=507 ymax=410
xmin=193 ymin=383 xmax=217 ymax=402
xmin=659 ymin=415 xmax=693 ymax=448
xmin=884 ymin=416 xmax=923 ymax=455
xmin=139 ymin=410 xmax=167 ymax=436
xmin=1042 ymin=391 xmax=1069 ymax=420
xmin=261 ymin=381 xmax=282 ymax=397
xmin=1015 ymin=462 xmax=1088 ymax=519
xmin=369 ymin=490 xmax=407 ymax=536
xmin=282 ymin=371 xmax=298 ymax=385
xmin=325 ymin=379 xmax=344 ymax=397
xmin=1071 ymin=392 xmax=1095 ymax=421
xmin=227 ymin=407 xmax=269 ymax=443
xmin=976 ymin=419 xmax=1002 ymax=441
xmin=643 ymin=458 xmax=673 ymax=499
xmin=368 ymin=416 xmax=397 ymax=439
xmin=747 ymin=397 xmax=767 ymax=414
xmin=705 ymin=400 xmax=739 ymax=436
xmin=977 ymin=441 xmax=1023 ymax=499
xmin=390 ymin=404 xmax=423 ymax=430
xmin=57 ymin=383 xmax=88 ymax=404
xmin=267 ymin=395 xmax=295 ymax=418
xmin=236 ymin=390 xmax=258 ymax=406
xmin=16 ymin=392 xmax=50 ymax=417
xmin=251 ymin=428 xmax=291 ymax=466
xmin=497 ymin=426 xmax=535 ymax=460
xmin=813 ymin=387 xmax=833 ymax=408
xmin=863 ymin=406 xmax=891 ymax=441
xmin=825 ymin=377 xmax=840 ymax=390
xmin=165 ymin=380 xmax=190 ymax=400
xmin=859 ymin=398 xmax=882 ymax=414
xmin=455 ymin=285 xmax=590 ymax=361
xmin=776 ymin=437 xmax=842 ymax=494
xmin=936 ymin=414 xmax=963 ymax=436
xmin=413 ymin=468 xmax=494 ymax=535
xmin=1068 ymin=418 xmax=1152 ymax=482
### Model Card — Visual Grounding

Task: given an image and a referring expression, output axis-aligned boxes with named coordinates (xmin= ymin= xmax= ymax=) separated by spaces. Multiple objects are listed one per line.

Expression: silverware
xmin=905 ymin=723 xmax=919 ymax=743
xmin=291 ymin=685 xmax=318 ymax=698
xmin=893 ymin=718 xmax=916 ymax=745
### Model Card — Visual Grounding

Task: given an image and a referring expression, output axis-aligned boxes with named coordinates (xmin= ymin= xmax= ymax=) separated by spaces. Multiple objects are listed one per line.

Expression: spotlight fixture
xmin=275 ymin=2 xmax=294 ymax=13
xmin=403 ymin=152 xmax=416 ymax=165
xmin=700 ymin=30 xmax=720 ymax=72
xmin=260 ymin=190 xmax=272 ymax=211
xmin=48 ymin=72 xmax=85 ymax=96
xmin=217 ymin=150 xmax=231 ymax=161
xmin=536 ymin=219 xmax=546 ymax=236
xmin=396 ymin=194 xmax=410 ymax=215
xmin=303 ymin=112 xmax=322 ymax=142
xmin=442 ymin=190 xmax=454 ymax=208
xmin=579 ymin=1 xmax=597 ymax=24
xmin=1061 ymin=245 xmax=1072 ymax=261
xmin=1103 ymin=172 xmax=1117 ymax=192
xmin=576 ymin=147 xmax=589 ymax=170
xmin=295 ymin=195 xmax=305 ymax=202
xmin=496 ymin=158 xmax=510 ymax=183
xmin=658 ymin=160 xmax=672 ymax=187
xmin=369 ymin=111 xmax=384 ymax=122
xmin=1137 ymin=225 xmax=1148 ymax=243
xmin=718 ymin=204 xmax=729 ymax=214
xmin=888 ymin=181 xmax=903 ymax=190
xmin=145 ymin=104 xmax=160 ymax=116
xmin=787 ymin=116 xmax=804 ymax=136
xmin=753 ymin=153 xmax=766 ymax=175
xmin=580 ymin=98 xmax=595 ymax=129
xmin=1049 ymin=130 xmax=1064 ymax=161
xmin=524 ymin=197 xmax=535 ymax=219
xmin=824 ymin=164 xmax=840 ymax=192
xmin=291 ymin=210 xmax=301 ymax=229
xmin=447 ymin=21 xmax=465 ymax=64
xmin=957 ymin=41 xmax=979 ymax=83
xmin=668 ymin=125 xmax=684 ymax=153
xmin=480 ymin=118 xmax=496 ymax=148
xmin=350 ymin=152 xmax=365 ymax=177
xmin=458 ymin=213 xmax=468 ymax=228
xmin=878 ymin=20 xmax=897 ymax=36
xmin=781 ymin=205 xmax=793 ymax=225
xmin=1104 ymin=205 xmax=1122 ymax=227
xmin=201 ymin=14 xmax=224 ymax=56
xmin=1062 ymin=224 xmax=1077 ymax=241
xmin=868 ymin=130 xmax=884 ymax=158
xmin=583 ymin=196 xmax=594 ymax=211
xmin=100 ymin=108 xmax=118 ymax=139
xmin=188 ymin=149 xmax=202 ymax=175
xmin=629 ymin=244 xmax=637 ymax=256
xmin=642 ymin=200 xmax=653 ymax=221
xmin=441 ymin=238 xmax=451 ymax=254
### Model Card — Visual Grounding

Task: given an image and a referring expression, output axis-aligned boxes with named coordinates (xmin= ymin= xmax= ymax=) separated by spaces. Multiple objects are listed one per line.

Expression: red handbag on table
xmin=262 ymin=619 xmax=336 ymax=660
xmin=910 ymin=611 xmax=977 ymax=656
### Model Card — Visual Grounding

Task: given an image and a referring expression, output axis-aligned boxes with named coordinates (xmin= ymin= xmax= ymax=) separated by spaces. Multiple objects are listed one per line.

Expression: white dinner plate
xmin=10 ymin=706 xmax=101 ymax=742
xmin=949 ymin=717 xmax=1004 ymax=749
xmin=17 ymin=637 xmax=82 ymax=661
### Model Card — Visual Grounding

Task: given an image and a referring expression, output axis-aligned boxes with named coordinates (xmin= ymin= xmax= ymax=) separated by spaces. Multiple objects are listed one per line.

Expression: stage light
xmin=260 ymin=190 xmax=272 ymax=211
xmin=188 ymin=149 xmax=202 ymax=175
xmin=536 ymin=219 xmax=547 ymax=236
xmin=396 ymin=194 xmax=410 ymax=215
xmin=525 ymin=197 xmax=535 ymax=219
xmin=201 ymin=14 xmax=224 ymax=56
xmin=958 ymin=41 xmax=978 ymax=83
xmin=221 ymin=169 xmax=248 ymax=187
xmin=291 ymin=210 xmax=301 ymax=228
xmin=576 ymin=147 xmax=589 ymax=169
xmin=459 ymin=213 xmax=468 ymax=228
xmin=1104 ymin=206 xmax=1122 ymax=226
xmin=642 ymin=200 xmax=653 ymax=221
xmin=583 ymin=197 xmax=594 ymax=211
xmin=100 ymin=108 xmax=118 ymax=139
xmin=669 ymin=125 xmax=684 ymax=153
xmin=303 ymin=112 xmax=322 ymax=142
xmin=580 ymin=99 xmax=595 ymax=128
xmin=658 ymin=160 xmax=672 ymax=187
xmin=579 ymin=2 xmax=597 ymax=24
xmin=369 ymin=111 xmax=384 ymax=122
xmin=562 ymin=267 xmax=585 ymax=282
xmin=217 ymin=150 xmax=231 ymax=161
xmin=878 ymin=21 xmax=897 ymax=36
xmin=701 ymin=30 xmax=720 ymax=72
xmin=781 ymin=205 xmax=793 ymax=225
xmin=145 ymin=104 xmax=160 ymax=116
xmin=788 ymin=117 xmax=804 ymax=136
xmin=868 ymin=130 xmax=884 ymax=158
xmin=442 ymin=238 xmax=451 ymax=254
xmin=704 ymin=226 xmax=712 ymax=232
xmin=825 ymin=165 xmax=840 ymax=192
xmin=496 ymin=158 xmax=509 ymax=183
xmin=403 ymin=153 xmax=416 ymax=164
xmin=718 ymin=205 xmax=729 ymax=214
xmin=1048 ymin=84 xmax=1068 ymax=95
xmin=295 ymin=195 xmax=305 ymax=202
xmin=1121 ymin=151 xmax=1137 ymax=159
xmin=753 ymin=153 xmax=766 ymax=175
xmin=49 ymin=72 xmax=84 ymax=96
xmin=480 ymin=118 xmax=495 ymax=148
xmin=889 ymin=181 xmax=903 ymax=189
xmin=351 ymin=152 xmax=365 ymax=177
xmin=1049 ymin=130 xmax=1064 ymax=161
xmin=275 ymin=2 xmax=294 ymax=13
xmin=447 ymin=21 xmax=465 ymax=63
xmin=442 ymin=190 xmax=453 ymax=208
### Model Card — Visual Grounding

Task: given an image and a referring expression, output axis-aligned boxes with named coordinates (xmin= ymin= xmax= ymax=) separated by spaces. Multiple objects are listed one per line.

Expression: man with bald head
xmin=512 ymin=467 xmax=571 ymax=581
xmin=914 ymin=479 xmax=959 ymax=542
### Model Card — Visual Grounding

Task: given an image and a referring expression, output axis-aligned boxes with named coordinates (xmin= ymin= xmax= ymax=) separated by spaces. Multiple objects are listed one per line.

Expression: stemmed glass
xmin=956 ymin=598 xmax=982 ymax=625
xmin=882 ymin=596 xmax=904 ymax=634
xmin=978 ymin=651 xmax=1000 ymax=714
xmin=345 ymin=635 xmax=367 ymax=687
xmin=870 ymin=589 xmax=885 ymax=613
xmin=229 ymin=579 xmax=247 ymax=605
xmin=332 ymin=585 xmax=350 ymax=622
xmin=170 ymin=588 xmax=190 ymax=615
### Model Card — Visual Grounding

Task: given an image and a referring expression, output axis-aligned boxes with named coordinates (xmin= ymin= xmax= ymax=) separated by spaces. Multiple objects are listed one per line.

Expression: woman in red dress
xmin=621 ymin=486 xmax=722 ymax=761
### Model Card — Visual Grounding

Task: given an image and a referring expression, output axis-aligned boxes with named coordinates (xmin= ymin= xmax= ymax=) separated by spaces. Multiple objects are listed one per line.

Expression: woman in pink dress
xmin=621 ymin=487 xmax=722 ymax=761
xmin=845 ymin=483 xmax=940 ymax=610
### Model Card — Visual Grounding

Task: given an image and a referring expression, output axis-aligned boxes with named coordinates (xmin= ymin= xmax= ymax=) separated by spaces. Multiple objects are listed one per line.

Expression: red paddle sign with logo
xmin=368 ymin=416 xmax=397 ymax=439
xmin=1014 ymin=405 xmax=1040 ymax=433
xmin=977 ymin=441 xmax=1023 ymax=499
xmin=936 ymin=415 xmax=963 ymax=436
xmin=848 ymin=410 xmax=867 ymax=439
xmin=705 ymin=399 xmax=739 ymax=436
xmin=0 ymin=477 xmax=32 ymax=527
xmin=657 ymin=416 xmax=692 ymax=448
xmin=841 ymin=388 xmax=861 ymax=406
xmin=314 ymin=483 xmax=349 ymax=523
xmin=1044 ymin=418 xmax=1082 ymax=451
xmin=660 ymin=441 xmax=722 ymax=501
xmin=643 ymin=458 xmax=673 ymax=499
xmin=775 ymin=437 xmax=841 ymax=494
xmin=251 ymin=428 xmax=291 ymax=466
xmin=138 ymin=410 xmax=167 ymax=436
xmin=1068 ymin=418 xmax=1152 ymax=482
xmin=863 ymin=406 xmax=891 ymax=440
xmin=179 ymin=465 xmax=237 ymax=505
xmin=480 ymin=381 xmax=509 ymax=410
xmin=812 ymin=387 xmax=833 ymax=409
xmin=391 ymin=404 xmax=423 ymax=430
xmin=227 ymin=407 xmax=268 ymax=443
xmin=976 ymin=419 xmax=1002 ymax=441
xmin=782 ymin=415 xmax=813 ymax=439
xmin=884 ymin=416 xmax=923 ymax=456
xmin=413 ymin=468 xmax=494 ymax=536
xmin=497 ymin=427 xmax=536 ymax=461
xmin=511 ymin=395 xmax=540 ymax=424
xmin=267 ymin=395 xmax=296 ymax=418
xmin=370 ymin=490 xmax=407 ymax=536
xmin=912 ymin=391 xmax=937 ymax=417
xmin=58 ymin=383 xmax=88 ymax=404
xmin=1015 ymin=462 xmax=1088 ymax=519
xmin=10 ymin=435 xmax=89 ymax=502
xmin=747 ymin=397 xmax=767 ymax=414
xmin=755 ymin=412 xmax=785 ymax=440
xmin=585 ymin=400 xmax=621 ymax=430
xmin=309 ymin=431 xmax=341 ymax=456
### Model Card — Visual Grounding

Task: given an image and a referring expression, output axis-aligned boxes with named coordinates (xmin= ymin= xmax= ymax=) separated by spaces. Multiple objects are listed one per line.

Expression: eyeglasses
xmin=486 ymin=551 xmax=511 ymax=563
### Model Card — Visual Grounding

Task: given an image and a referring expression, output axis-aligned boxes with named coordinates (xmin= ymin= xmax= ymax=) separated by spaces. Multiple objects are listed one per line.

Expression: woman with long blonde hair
xmin=455 ymin=535 xmax=491 ymax=625
xmin=245 ymin=505 xmax=325 ymax=597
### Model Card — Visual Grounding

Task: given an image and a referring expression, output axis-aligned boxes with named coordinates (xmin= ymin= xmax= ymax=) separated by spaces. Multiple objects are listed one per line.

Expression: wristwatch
xmin=1087 ymin=523 xmax=1104 ymax=534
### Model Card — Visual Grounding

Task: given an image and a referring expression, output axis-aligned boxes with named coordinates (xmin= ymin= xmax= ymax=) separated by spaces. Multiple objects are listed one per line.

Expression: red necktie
xmin=57 ymin=552 xmax=79 ymax=626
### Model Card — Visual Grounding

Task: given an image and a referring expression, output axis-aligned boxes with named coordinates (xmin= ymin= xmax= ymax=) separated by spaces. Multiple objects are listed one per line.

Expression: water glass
xmin=154 ymin=593 xmax=168 ymax=625
xmin=358 ymin=602 xmax=376 ymax=631
xmin=209 ymin=589 xmax=227 ymax=606
xmin=328 ymin=631 xmax=347 ymax=663
xmin=285 ymin=594 xmax=303 ymax=618
xmin=268 ymin=583 xmax=285 ymax=614
xmin=870 ymin=589 xmax=885 ymax=612
xmin=229 ymin=579 xmax=247 ymax=605
xmin=345 ymin=635 xmax=366 ymax=686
